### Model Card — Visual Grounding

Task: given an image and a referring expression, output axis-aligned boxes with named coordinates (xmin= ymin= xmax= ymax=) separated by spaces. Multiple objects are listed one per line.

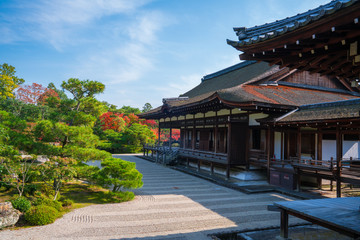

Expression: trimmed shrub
xmin=33 ymin=197 xmax=62 ymax=211
xmin=24 ymin=205 xmax=58 ymax=226
xmin=110 ymin=191 xmax=135 ymax=202
xmin=10 ymin=196 xmax=32 ymax=213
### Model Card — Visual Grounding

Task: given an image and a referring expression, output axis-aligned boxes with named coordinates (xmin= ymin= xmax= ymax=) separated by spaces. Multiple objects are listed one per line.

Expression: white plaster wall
xmin=274 ymin=132 xmax=282 ymax=160
xmin=249 ymin=113 xmax=268 ymax=126
xmin=322 ymin=140 xmax=336 ymax=160
xmin=322 ymin=140 xmax=360 ymax=160
xmin=343 ymin=141 xmax=360 ymax=159
xmin=188 ymin=162 xmax=265 ymax=180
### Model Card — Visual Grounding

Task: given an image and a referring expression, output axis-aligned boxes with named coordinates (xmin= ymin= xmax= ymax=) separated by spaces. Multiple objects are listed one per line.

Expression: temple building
xmin=140 ymin=0 xmax=360 ymax=196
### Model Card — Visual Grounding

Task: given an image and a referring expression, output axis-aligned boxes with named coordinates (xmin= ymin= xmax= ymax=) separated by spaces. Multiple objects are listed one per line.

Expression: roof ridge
xmin=278 ymin=82 xmax=360 ymax=96
xmin=300 ymin=98 xmax=360 ymax=109
xmin=201 ymin=60 xmax=256 ymax=82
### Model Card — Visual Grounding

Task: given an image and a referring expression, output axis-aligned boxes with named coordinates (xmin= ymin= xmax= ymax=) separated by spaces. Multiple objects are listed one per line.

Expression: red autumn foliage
xmin=151 ymin=128 xmax=180 ymax=142
xmin=16 ymin=83 xmax=46 ymax=104
xmin=99 ymin=111 xmax=180 ymax=141
xmin=16 ymin=83 xmax=59 ymax=105
xmin=38 ymin=89 xmax=59 ymax=105
xmin=99 ymin=112 xmax=127 ymax=132
xmin=140 ymin=119 xmax=157 ymax=128
xmin=99 ymin=112 xmax=150 ymax=132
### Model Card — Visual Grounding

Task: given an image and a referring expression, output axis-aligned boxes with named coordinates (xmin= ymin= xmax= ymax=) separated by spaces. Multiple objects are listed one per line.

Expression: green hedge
xmin=25 ymin=205 xmax=59 ymax=225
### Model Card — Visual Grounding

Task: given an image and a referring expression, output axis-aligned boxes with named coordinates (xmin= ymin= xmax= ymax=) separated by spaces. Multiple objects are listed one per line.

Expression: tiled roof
xmin=201 ymin=61 xmax=256 ymax=81
xmin=276 ymin=98 xmax=360 ymax=122
xmin=181 ymin=61 xmax=275 ymax=98
xmin=217 ymin=84 xmax=359 ymax=106
xmin=227 ymin=0 xmax=358 ymax=48
xmin=139 ymin=84 xmax=360 ymax=118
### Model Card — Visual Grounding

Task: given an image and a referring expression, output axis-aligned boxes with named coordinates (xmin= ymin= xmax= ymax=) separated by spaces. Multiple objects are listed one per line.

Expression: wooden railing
xmin=178 ymin=149 xmax=227 ymax=164
xmin=249 ymin=150 xmax=360 ymax=180
xmin=248 ymin=150 xmax=267 ymax=167
xmin=142 ymin=144 xmax=179 ymax=165
xmin=340 ymin=158 xmax=360 ymax=181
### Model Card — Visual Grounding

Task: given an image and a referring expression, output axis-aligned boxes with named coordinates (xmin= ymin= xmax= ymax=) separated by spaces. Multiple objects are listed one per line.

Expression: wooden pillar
xmin=245 ymin=124 xmax=250 ymax=170
xmin=336 ymin=126 xmax=342 ymax=198
xmin=317 ymin=129 xmax=323 ymax=162
xmin=296 ymin=127 xmax=302 ymax=192
xmin=266 ymin=126 xmax=271 ymax=182
xmin=183 ymin=115 xmax=187 ymax=149
xmin=192 ymin=114 xmax=196 ymax=150
xmin=317 ymin=129 xmax=323 ymax=189
xmin=286 ymin=130 xmax=290 ymax=160
xmin=270 ymin=129 xmax=274 ymax=160
xmin=297 ymin=127 xmax=302 ymax=163
xmin=226 ymin=112 xmax=232 ymax=179
xmin=280 ymin=130 xmax=284 ymax=160
xmin=214 ymin=111 xmax=218 ymax=153
xmin=330 ymin=157 xmax=334 ymax=191
xmin=280 ymin=209 xmax=289 ymax=239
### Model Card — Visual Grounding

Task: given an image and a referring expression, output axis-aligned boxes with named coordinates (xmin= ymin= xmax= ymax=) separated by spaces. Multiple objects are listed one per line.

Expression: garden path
xmin=0 ymin=154 xmax=302 ymax=240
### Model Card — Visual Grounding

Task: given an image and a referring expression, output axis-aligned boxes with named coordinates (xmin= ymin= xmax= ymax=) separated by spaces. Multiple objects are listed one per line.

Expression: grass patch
xmin=61 ymin=181 xmax=133 ymax=208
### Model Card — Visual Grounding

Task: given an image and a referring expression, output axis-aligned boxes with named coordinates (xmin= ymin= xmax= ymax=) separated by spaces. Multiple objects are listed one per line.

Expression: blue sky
xmin=0 ymin=0 xmax=330 ymax=109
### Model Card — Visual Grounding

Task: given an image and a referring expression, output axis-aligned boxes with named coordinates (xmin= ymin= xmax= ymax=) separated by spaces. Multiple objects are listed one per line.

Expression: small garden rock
xmin=0 ymin=202 xmax=21 ymax=228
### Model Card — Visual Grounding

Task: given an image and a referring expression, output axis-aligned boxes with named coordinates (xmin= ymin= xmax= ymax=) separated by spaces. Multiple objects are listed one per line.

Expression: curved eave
xmin=140 ymin=95 xmax=297 ymax=121
xmin=227 ymin=0 xmax=359 ymax=50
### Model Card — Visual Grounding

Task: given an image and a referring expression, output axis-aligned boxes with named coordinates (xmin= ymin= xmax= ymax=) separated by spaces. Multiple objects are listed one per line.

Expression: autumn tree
xmin=0 ymin=63 xmax=24 ymax=99
xmin=16 ymin=83 xmax=48 ymax=104
xmin=97 ymin=111 xmax=156 ymax=153
xmin=99 ymin=112 xmax=127 ymax=132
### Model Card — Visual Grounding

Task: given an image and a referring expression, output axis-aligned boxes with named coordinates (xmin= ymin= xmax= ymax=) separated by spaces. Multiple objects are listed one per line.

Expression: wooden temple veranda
xmin=139 ymin=0 xmax=360 ymax=198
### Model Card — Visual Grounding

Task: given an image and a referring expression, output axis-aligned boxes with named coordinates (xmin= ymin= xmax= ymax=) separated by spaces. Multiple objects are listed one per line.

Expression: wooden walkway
xmin=274 ymin=197 xmax=360 ymax=239
xmin=249 ymin=154 xmax=360 ymax=196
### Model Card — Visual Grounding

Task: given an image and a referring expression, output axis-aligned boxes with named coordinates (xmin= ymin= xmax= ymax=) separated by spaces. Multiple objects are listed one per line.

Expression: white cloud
xmin=0 ymin=0 xmax=152 ymax=49
xmin=72 ymin=10 xmax=171 ymax=86
xmin=127 ymin=11 xmax=167 ymax=44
